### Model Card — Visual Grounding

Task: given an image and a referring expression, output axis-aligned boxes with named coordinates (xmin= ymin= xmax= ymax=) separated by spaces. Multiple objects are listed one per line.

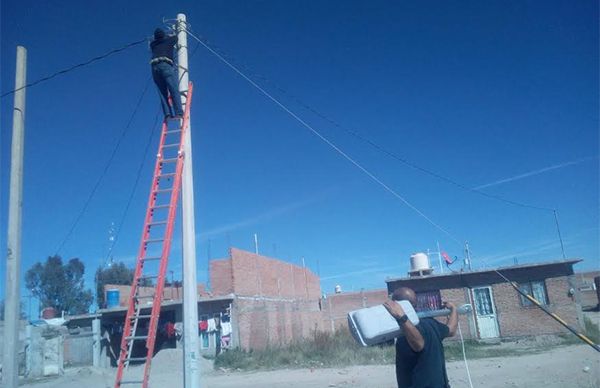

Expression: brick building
xmin=210 ymin=247 xmax=322 ymax=350
xmin=385 ymin=259 xmax=583 ymax=340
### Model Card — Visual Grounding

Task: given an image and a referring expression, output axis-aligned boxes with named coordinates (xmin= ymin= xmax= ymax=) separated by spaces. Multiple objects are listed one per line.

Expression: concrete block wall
xmin=493 ymin=276 xmax=581 ymax=337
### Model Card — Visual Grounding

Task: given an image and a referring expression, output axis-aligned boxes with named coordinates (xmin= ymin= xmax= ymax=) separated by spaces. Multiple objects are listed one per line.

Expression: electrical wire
xmin=179 ymin=32 xmax=556 ymax=213
xmin=103 ymin=38 xmax=200 ymax=261
xmin=104 ymin=112 xmax=161 ymax=262
xmin=54 ymin=76 xmax=153 ymax=255
xmin=458 ymin=322 xmax=475 ymax=388
xmin=1 ymin=38 xmax=147 ymax=98
xmin=183 ymin=25 xmax=462 ymax=246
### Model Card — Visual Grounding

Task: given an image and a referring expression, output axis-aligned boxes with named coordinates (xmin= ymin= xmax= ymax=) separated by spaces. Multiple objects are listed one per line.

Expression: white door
xmin=472 ymin=286 xmax=500 ymax=339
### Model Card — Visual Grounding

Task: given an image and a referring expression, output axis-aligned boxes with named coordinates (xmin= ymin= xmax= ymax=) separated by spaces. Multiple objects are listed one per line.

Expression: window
xmin=519 ymin=280 xmax=549 ymax=306
xmin=415 ymin=290 xmax=442 ymax=312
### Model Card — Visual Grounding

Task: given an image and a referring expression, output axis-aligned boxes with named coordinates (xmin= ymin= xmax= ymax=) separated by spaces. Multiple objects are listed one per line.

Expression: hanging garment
xmin=199 ymin=320 xmax=208 ymax=331
xmin=221 ymin=335 xmax=231 ymax=348
xmin=221 ymin=321 xmax=232 ymax=336
xmin=207 ymin=318 xmax=216 ymax=332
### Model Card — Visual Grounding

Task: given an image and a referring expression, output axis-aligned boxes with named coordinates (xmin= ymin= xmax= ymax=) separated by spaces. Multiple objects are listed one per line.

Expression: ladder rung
xmin=147 ymin=221 xmax=167 ymax=227
xmin=162 ymin=143 xmax=180 ymax=149
xmin=158 ymin=173 xmax=176 ymax=178
xmin=153 ymin=189 xmax=173 ymax=194
xmin=165 ymin=129 xmax=182 ymax=134
xmin=139 ymin=274 xmax=158 ymax=280
xmin=134 ymin=295 xmax=155 ymax=299
xmin=144 ymin=238 xmax=164 ymax=244
xmin=142 ymin=256 xmax=162 ymax=261
xmin=151 ymin=204 xmax=171 ymax=210
xmin=161 ymin=158 xmax=179 ymax=164
xmin=126 ymin=335 xmax=148 ymax=341
xmin=119 ymin=380 xmax=144 ymax=384
xmin=130 ymin=315 xmax=152 ymax=320
xmin=123 ymin=357 xmax=147 ymax=362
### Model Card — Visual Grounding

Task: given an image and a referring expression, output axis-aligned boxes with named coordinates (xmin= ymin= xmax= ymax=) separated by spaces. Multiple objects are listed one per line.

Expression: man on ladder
xmin=150 ymin=27 xmax=184 ymax=119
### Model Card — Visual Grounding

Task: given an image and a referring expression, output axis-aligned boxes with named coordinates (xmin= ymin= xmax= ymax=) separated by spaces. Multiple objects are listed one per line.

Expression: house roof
xmin=385 ymin=259 xmax=581 ymax=292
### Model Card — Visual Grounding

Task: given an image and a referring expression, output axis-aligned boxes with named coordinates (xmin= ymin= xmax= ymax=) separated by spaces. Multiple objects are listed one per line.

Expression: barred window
xmin=415 ymin=290 xmax=442 ymax=312
xmin=519 ymin=280 xmax=549 ymax=306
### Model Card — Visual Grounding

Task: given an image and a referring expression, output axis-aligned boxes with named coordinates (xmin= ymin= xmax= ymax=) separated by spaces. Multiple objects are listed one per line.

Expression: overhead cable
xmin=1 ymin=38 xmax=147 ymax=98
xmin=184 ymin=26 xmax=462 ymax=245
xmin=54 ymin=76 xmax=153 ymax=255
xmin=184 ymin=34 xmax=558 ymax=212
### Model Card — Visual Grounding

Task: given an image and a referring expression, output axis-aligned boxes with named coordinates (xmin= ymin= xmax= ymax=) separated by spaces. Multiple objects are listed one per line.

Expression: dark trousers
xmin=151 ymin=62 xmax=183 ymax=117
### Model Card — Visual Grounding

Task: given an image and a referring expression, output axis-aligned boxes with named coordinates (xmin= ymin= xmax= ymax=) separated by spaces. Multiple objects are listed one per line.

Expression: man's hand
xmin=443 ymin=301 xmax=458 ymax=337
xmin=383 ymin=300 xmax=406 ymax=320
xmin=442 ymin=301 xmax=456 ymax=311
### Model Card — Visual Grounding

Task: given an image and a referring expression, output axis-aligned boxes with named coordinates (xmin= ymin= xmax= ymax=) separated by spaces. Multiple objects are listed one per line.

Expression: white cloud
xmin=473 ymin=156 xmax=597 ymax=190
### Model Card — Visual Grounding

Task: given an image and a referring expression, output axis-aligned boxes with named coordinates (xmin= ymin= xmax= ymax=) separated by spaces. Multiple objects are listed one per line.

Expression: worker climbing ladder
xmin=114 ymin=82 xmax=194 ymax=388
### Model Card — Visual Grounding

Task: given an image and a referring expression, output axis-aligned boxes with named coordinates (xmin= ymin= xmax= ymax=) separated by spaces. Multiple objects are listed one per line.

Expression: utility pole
xmin=464 ymin=241 xmax=472 ymax=271
xmin=177 ymin=14 xmax=201 ymax=388
xmin=436 ymin=241 xmax=443 ymax=274
xmin=553 ymin=209 xmax=566 ymax=259
xmin=3 ymin=45 xmax=27 ymax=388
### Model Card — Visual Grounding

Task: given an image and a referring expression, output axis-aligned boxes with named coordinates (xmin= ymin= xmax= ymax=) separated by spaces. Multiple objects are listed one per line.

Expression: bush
xmin=214 ymin=328 xmax=395 ymax=371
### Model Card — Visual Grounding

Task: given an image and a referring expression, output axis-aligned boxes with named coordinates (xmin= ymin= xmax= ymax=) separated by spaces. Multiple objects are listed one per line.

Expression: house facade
xmin=385 ymin=259 xmax=583 ymax=340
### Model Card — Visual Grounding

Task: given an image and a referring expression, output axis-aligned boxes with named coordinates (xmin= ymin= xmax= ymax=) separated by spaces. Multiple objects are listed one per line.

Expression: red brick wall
xmin=322 ymin=289 xmax=389 ymax=331
xmin=234 ymin=297 xmax=324 ymax=350
xmin=211 ymin=248 xmax=321 ymax=299
xmin=210 ymin=258 xmax=234 ymax=296
xmin=440 ymin=288 xmax=476 ymax=340
xmin=493 ymin=276 xmax=581 ymax=337
xmin=103 ymin=283 xmax=207 ymax=307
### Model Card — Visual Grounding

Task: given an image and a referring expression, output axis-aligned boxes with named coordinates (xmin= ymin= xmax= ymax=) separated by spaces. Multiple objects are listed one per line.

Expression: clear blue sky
xmin=1 ymin=1 xmax=598 ymax=313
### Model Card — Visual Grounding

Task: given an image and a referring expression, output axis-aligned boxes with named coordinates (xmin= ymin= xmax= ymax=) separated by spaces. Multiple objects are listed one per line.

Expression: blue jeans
xmin=151 ymin=62 xmax=183 ymax=117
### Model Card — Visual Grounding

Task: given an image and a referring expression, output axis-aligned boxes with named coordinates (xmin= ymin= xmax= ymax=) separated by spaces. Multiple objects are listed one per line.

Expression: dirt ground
xmin=21 ymin=344 xmax=599 ymax=388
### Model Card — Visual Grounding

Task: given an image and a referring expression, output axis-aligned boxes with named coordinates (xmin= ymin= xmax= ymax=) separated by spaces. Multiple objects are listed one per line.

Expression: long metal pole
xmin=177 ymin=14 xmax=201 ymax=388
xmin=3 ymin=45 xmax=27 ymax=388
xmin=436 ymin=241 xmax=443 ymax=274
xmin=553 ymin=209 xmax=566 ymax=259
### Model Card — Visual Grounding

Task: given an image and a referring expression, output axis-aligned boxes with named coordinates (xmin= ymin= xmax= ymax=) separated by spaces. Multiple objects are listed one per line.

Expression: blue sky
xmin=1 ymin=1 xmax=598 ymax=314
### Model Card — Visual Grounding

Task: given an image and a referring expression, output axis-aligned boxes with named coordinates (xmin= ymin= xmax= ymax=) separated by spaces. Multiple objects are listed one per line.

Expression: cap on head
xmin=391 ymin=287 xmax=417 ymax=307
xmin=154 ymin=28 xmax=166 ymax=40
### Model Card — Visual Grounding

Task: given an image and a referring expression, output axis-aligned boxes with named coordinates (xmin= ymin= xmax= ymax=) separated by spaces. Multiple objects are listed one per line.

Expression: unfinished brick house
xmin=210 ymin=247 xmax=322 ymax=349
xmin=385 ymin=259 xmax=583 ymax=340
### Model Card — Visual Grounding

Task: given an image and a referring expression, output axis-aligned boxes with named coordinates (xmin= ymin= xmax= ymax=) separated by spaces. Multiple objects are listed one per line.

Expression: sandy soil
xmin=21 ymin=344 xmax=599 ymax=388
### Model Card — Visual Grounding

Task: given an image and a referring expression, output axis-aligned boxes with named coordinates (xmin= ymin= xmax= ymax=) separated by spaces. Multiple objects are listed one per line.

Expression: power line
xmin=1 ymin=38 xmax=147 ymax=98
xmin=104 ymin=39 xmax=201 ymax=261
xmin=54 ymin=76 xmax=153 ymax=255
xmin=105 ymin=112 xmax=161 ymax=261
xmin=184 ymin=26 xmax=462 ymax=246
xmin=186 ymin=33 xmax=556 ymax=213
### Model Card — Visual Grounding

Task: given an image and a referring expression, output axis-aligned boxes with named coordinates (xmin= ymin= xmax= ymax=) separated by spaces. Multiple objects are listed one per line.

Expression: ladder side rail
xmin=115 ymin=121 xmax=170 ymax=387
xmin=142 ymin=83 xmax=194 ymax=387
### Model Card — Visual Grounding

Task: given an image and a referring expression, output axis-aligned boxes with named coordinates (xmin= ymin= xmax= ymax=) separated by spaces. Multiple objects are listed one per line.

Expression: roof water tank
xmin=410 ymin=252 xmax=431 ymax=272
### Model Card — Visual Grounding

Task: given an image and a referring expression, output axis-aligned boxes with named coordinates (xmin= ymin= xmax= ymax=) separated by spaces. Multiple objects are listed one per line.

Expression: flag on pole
xmin=441 ymin=251 xmax=454 ymax=264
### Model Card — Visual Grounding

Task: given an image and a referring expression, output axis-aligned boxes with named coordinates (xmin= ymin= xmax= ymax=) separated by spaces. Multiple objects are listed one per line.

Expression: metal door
xmin=472 ymin=286 xmax=500 ymax=338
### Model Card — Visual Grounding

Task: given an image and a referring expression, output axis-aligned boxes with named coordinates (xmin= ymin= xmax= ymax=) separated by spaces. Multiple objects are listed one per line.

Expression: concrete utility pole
xmin=3 ymin=45 xmax=27 ymax=388
xmin=176 ymin=13 xmax=201 ymax=388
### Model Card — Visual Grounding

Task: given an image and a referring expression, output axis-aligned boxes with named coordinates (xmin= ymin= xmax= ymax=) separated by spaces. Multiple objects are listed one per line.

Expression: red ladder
xmin=114 ymin=82 xmax=193 ymax=388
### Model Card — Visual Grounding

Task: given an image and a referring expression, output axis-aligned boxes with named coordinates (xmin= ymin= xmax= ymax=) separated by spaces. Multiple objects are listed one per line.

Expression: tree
xmin=95 ymin=261 xmax=153 ymax=308
xmin=25 ymin=255 xmax=93 ymax=315
xmin=95 ymin=262 xmax=133 ymax=308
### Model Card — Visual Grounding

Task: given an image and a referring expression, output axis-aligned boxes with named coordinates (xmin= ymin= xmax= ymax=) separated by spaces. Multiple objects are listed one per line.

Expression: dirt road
xmin=23 ymin=344 xmax=599 ymax=387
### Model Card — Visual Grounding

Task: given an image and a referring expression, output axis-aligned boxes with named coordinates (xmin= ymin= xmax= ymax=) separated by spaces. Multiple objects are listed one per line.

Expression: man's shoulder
xmin=419 ymin=317 xmax=449 ymax=338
